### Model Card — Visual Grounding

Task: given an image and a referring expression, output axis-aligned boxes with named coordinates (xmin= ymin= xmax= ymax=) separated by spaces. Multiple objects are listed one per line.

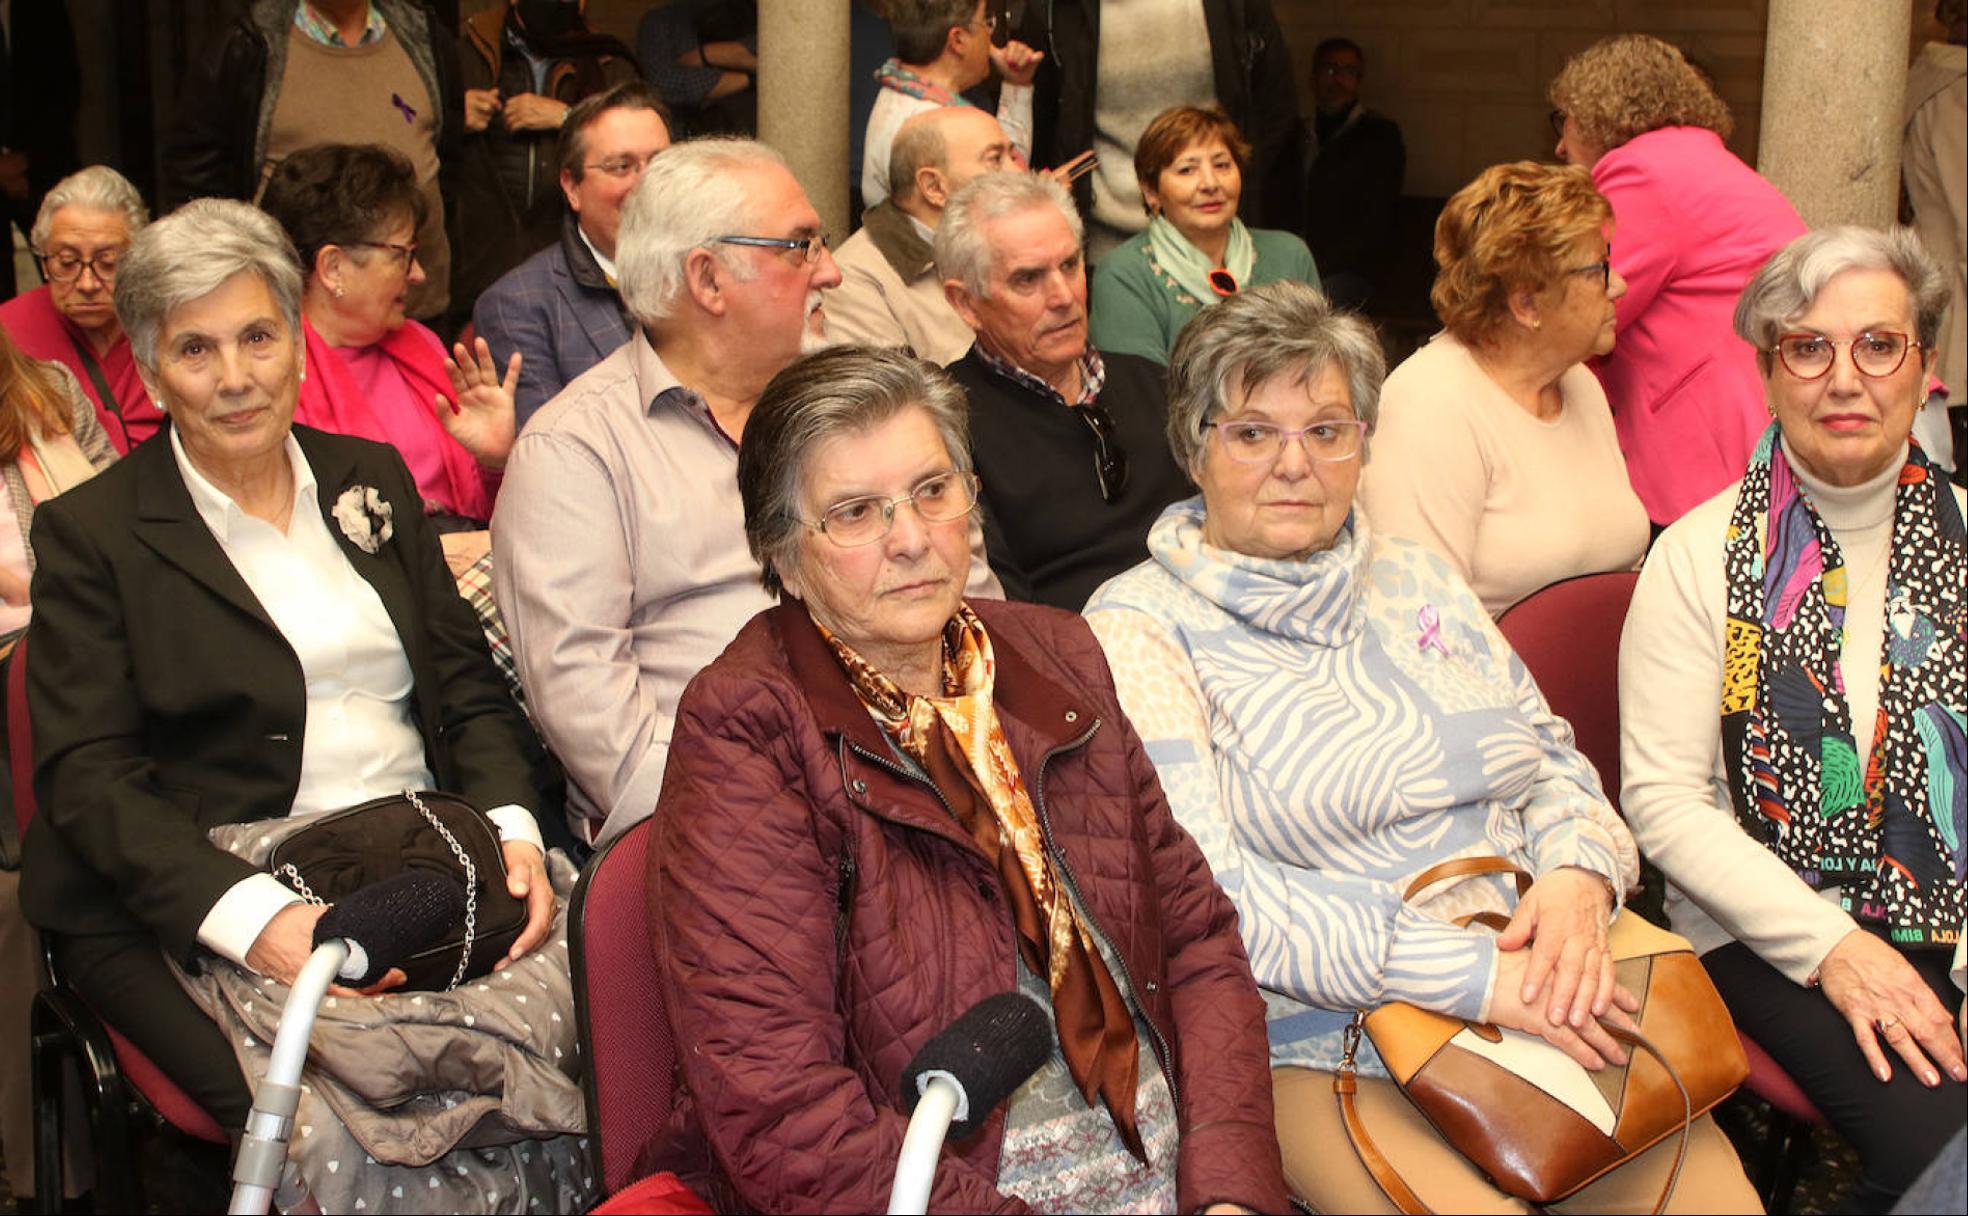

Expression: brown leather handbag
xmin=1333 ymin=857 xmax=1747 ymax=1214
xmin=265 ymin=790 xmax=526 ymax=991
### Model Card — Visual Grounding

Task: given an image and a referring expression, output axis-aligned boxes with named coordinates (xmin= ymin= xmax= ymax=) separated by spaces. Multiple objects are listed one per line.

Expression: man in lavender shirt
xmin=491 ymin=139 xmax=1000 ymax=846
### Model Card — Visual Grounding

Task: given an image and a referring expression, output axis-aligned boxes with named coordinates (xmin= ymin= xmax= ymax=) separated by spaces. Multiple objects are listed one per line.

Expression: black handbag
xmin=265 ymin=790 xmax=526 ymax=990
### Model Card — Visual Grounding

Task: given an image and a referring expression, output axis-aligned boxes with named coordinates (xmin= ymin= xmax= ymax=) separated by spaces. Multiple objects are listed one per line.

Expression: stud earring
xmin=332 ymin=284 xmax=346 ymax=300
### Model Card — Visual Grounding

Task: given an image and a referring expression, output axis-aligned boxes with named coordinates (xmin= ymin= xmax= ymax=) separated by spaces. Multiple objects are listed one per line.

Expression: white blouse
xmin=177 ymin=431 xmax=539 ymax=968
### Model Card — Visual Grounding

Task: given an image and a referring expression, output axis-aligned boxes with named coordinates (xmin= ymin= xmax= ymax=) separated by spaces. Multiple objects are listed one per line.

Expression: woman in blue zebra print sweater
xmin=1084 ymin=281 xmax=1756 ymax=1213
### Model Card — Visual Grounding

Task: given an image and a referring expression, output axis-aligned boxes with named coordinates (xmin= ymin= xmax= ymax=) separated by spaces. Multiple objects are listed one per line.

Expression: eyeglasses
xmin=1209 ymin=418 xmax=1368 ymax=464
xmin=584 ymin=150 xmax=662 ymax=179
xmin=1315 ymin=62 xmax=1363 ymax=79
xmin=1548 ymin=109 xmax=1567 ymax=139
xmin=983 ymin=1 xmax=1010 ymax=46
xmin=1570 ymin=259 xmax=1611 ymax=290
xmin=1772 ymin=331 xmax=1922 ymax=380
xmin=804 ymin=471 xmax=980 ymax=547
xmin=347 ymin=241 xmax=419 ymax=272
xmin=714 ymin=233 xmax=831 ymax=263
xmin=37 ymin=248 xmax=123 ymax=284
xmin=1079 ymin=403 xmax=1130 ymax=502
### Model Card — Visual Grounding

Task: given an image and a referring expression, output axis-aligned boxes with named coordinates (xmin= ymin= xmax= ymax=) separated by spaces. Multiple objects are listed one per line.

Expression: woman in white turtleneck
xmin=1620 ymin=226 xmax=1967 ymax=1214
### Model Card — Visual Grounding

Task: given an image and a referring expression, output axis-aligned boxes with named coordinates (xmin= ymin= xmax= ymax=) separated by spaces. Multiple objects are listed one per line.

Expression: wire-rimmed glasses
xmin=803 ymin=471 xmax=980 ymax=547
xmin=1771 ymin=331 xmax=1922 ymax=381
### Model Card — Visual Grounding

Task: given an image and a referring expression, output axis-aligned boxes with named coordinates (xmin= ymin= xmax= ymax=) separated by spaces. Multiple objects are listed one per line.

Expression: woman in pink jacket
xmin=1549 ymin=34 xmax=1806 ymax=526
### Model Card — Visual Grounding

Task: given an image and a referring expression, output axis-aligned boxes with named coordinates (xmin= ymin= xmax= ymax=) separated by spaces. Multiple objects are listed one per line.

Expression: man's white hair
xmin=616 ymin=138 xmax=789 ymax=326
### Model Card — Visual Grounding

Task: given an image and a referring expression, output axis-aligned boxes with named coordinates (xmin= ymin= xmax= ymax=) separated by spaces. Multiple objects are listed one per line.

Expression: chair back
xmin=1496 ymin=570 xmax=1641 ymax=812
xmin=570 ymin=818 xmax=674 ymax=1196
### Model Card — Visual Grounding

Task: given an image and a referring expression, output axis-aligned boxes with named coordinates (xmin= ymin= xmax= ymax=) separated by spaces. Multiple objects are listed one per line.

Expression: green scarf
xmin=1145 ymin=214 xmax=1254 ymax=305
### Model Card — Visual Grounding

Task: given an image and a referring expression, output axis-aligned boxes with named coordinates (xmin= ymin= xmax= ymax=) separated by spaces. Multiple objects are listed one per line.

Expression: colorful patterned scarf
xmin=1720 ymin=426 xmax=1966 ymax=945
xmin=820 ymin=604 xmax=1145 ymax=1156
xmin=873 ymin=59 xmax=975 ymax=108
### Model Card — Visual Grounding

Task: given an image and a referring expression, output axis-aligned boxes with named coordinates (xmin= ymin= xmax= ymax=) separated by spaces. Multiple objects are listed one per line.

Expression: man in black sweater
xmin=936 ymin=171 xmax=1191 ymax=610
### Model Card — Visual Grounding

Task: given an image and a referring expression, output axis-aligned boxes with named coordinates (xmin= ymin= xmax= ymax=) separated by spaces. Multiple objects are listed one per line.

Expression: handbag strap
xmin=64 ymin=331 xmax=123 ymax=425
xmin=1334 ymin=1015 xmax=1433 ymax=1215
xmin=1402 ymin=856 xmax=1532 ymax=903
xmin=1332 ymin=1014 xmax=1694 ymax=1216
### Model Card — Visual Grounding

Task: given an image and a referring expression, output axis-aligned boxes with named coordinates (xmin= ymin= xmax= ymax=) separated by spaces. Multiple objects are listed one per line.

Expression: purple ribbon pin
xmin=391 ymin=92 xmax=418 ymax=124
xmin=1417 ymin=604 xmax=1450 ymax=657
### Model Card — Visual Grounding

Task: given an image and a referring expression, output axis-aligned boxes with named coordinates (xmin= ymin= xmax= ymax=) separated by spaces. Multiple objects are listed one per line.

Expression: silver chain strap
xmin=272 ymin=790 xmax=479 ymax=991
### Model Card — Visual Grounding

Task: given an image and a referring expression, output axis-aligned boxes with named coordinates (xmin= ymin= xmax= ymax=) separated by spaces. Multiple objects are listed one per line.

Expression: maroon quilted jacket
xmin=643 ymin=597 xmax=1288 ymax=1214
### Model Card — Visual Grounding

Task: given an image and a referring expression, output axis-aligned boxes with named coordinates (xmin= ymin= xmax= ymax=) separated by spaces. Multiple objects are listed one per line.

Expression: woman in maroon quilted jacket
xmin=645 ymin=346 xmax=1288 ymax=1214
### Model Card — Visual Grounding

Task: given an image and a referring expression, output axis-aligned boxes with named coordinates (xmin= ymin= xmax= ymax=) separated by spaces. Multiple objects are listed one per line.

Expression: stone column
xmin=1757 ymin=0 xmax=1911 ymax=228
xmin=757 ymin=0 xmax=852 ymax=240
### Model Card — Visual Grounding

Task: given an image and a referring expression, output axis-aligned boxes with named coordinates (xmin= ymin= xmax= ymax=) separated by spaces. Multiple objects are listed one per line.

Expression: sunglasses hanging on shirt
xmin=1078 ymin=404 xmax=1130 ymax=503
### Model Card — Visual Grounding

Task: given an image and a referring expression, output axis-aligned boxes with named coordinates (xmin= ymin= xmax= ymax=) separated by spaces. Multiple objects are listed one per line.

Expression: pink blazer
xmin=1590 ymin=126 xmax=1806 ymax=524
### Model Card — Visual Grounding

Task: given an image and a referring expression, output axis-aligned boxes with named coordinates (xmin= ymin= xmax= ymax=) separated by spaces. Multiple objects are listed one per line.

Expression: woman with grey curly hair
xmin=1621 ymin=225 xmax=1966 ymax=1214
xmin=1085 ymin=280 xmax=1758 ymax=1211
xmin=1546 ymin=33 xmax=1806 ymax=527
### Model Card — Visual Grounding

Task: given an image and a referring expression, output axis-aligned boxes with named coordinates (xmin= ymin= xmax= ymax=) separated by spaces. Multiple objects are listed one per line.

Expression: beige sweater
xmin=1360 ymin=333 xmax=1650 ymax=615
xmin=1619 ymin=447 xmax=1967 ymax=982
xmin=264 ymin=27 xmax=450 ymax=318
xmin=825 ymin=206 xmax=975 ymax=367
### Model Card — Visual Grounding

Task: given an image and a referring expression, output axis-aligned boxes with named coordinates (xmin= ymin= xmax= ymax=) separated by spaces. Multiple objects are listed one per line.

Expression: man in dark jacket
xmin=159 ymin=0 xmax=464 ymax=325
xmin=937 ymin=171 xmax=1192 ymax=610
xmin=472 ymin=81 xmax=670 ymax=430
xmin=453 ymin=0 xmax=639 ymax=321
xmin=1298 ymin=37 xmax=1404 ymax=310
xmin=1017 ymin=0 xmax=1299 ymax=254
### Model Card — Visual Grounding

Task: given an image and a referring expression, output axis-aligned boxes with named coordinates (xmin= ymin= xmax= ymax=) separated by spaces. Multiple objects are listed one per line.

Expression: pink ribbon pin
xmin=1417 ymin=604 xmax=1450 ymax=657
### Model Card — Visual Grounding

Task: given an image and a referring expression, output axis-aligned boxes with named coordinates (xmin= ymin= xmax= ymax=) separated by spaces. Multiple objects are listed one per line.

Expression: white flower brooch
xmin=332 ymin=485 xmax=395 ymax=555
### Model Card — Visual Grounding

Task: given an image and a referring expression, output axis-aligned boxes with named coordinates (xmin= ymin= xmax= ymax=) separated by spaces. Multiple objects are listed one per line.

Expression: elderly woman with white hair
xmin=19 ymin=197 xmax=592 ymax=1211
xmin=1084 ymin=281 xmax=1758 ymax=1212
xmin=648 ymin=344 xmax=1288 ymax=1214
xmin=0 ymin=165 xmax=153 ymax=450
xmin=1621 ymin=225 xmax=1968 ymax=1213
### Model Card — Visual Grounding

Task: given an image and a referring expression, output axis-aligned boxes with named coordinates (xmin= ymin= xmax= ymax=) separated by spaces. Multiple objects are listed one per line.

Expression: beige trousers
xmin=1274 ymin=1066 xmax=1764 ymax=1214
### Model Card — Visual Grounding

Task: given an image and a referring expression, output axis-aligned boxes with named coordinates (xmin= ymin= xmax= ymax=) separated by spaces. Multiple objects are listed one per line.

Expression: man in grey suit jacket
xmin=473 ymin=81 xmax=671 ymax=429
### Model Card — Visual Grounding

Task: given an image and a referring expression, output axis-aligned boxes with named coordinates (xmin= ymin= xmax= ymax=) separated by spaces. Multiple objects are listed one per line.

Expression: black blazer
xmin=19 ymin=425 xmax=539 ymax=961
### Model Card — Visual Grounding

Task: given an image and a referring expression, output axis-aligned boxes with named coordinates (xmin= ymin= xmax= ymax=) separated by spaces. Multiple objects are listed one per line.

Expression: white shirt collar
xmin=577 ymin=225 xmax=619 ymax=283
xmin=169 ymin=427 xmax=318 ymax=544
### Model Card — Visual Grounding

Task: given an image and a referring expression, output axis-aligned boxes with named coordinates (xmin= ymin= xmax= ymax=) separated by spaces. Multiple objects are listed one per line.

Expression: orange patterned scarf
xmin=820 ymin=604 xmax=1144 ymax=1156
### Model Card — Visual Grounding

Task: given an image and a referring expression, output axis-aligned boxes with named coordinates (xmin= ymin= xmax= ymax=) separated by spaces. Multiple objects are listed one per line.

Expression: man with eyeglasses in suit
xmin=938 ymin=171 xmax=1191 ymax=610
xmin=473 ymin=81 xmax=671 ymax=430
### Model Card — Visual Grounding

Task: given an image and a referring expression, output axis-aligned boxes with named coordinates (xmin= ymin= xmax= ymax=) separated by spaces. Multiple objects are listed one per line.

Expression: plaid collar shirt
xmin=973 ymin=342 xmax=1107 ymax=409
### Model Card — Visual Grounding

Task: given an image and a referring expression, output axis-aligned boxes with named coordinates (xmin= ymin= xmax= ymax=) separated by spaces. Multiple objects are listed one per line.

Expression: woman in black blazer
xmin=18 ymin=198 xmax=550 ymax=1131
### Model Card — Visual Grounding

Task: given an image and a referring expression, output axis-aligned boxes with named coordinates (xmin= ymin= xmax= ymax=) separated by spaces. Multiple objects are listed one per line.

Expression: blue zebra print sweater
xmin=1085 ymin=498 xmax=1638 ymax=1072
